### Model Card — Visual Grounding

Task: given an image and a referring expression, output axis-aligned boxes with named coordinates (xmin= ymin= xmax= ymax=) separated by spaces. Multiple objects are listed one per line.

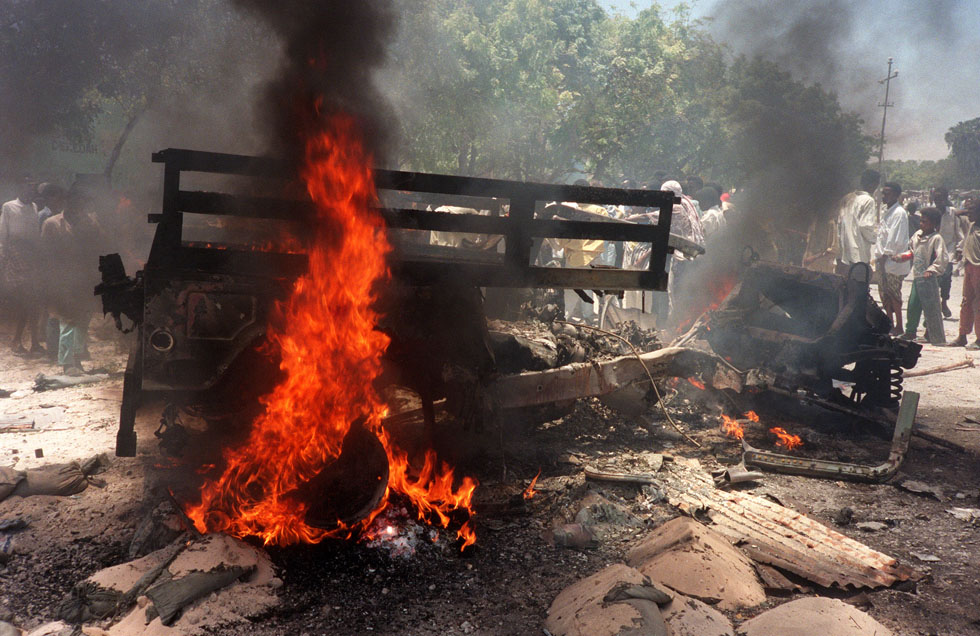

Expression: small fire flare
xmin=186 ymin=112 xmax=477 ymax=549
xmin=523 ymin=469 xmax=542 ymax=500
xmin=769 ymin=427 xmax=803 ymax=451
xmin=720 ymin=414 xmax=745 ymax=440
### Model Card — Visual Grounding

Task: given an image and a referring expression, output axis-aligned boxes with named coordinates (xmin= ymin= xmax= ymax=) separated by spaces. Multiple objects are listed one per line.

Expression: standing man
xmin=931 ymin=187 xmax=964 ymax=319
xmin=948 ymin=198 xmax=980 ymax=349
xmin=0 ymin=179 xmax=42 ymax=354
xmin=873 ymin=181 xmax=911 ymax=335
xmin=836 ymin=169 xmax=879 ymax=276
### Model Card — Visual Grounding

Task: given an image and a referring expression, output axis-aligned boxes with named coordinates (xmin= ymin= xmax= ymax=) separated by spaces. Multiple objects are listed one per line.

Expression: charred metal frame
xmin=148 ymin=148 xmax=678 ymax=290
xmin=104 ymin=148 xmax=681 ymax=456
xmin=742 ymin=390 xmax=919 ymax=483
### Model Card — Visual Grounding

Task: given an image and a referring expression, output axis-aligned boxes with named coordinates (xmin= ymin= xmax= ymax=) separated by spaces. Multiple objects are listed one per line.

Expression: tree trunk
xmin=103 ymin=103 xmax=148 ymax=184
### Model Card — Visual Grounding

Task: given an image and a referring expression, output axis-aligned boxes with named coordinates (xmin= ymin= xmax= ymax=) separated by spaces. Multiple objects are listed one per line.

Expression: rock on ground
xmin=545 ymin=563 xmax=669 ymax=636
xmin=661 ymin=593 xmax=734 ymax=636
xmin=626 ymin=516 xmax=766 ymax=611
xmin=738 ymin=597 xmax=894 ymax=636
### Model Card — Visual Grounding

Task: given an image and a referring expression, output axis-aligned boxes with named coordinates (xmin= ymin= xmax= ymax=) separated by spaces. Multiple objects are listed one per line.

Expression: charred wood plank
xmin=489 ymin=346 xmax=741 ymax=410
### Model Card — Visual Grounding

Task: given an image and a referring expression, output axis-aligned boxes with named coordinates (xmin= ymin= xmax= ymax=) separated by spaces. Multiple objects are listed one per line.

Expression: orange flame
xmin=523 ymin=469 xmax=542 ymax=500
xmin=769 ymin=427 xmax=803 ymax=450
xmin=185 ymin=113 xmax=477 ymax=548
xmin=720 ymin=414 xmax=744 ymax=440
xmin=687 ymin=377 xmax=706 ymax=391
xmin=744 ymin=411 xmax=760 ymax=422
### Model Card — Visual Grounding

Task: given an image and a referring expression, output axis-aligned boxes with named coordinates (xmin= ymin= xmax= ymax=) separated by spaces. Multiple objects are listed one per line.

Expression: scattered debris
xmin=545 ymin=563 xmax=671 ymax=636
xmin=60 ymin=533 xmax=277 ymax=635
xmin=738 ymin=597 xmax=894 ymax=636
xmin=911 ymin=552 xmax=941 ymax=563
xmin=0 ymin=455 xmax=110 ymax=503
xmin=33 ymin=373 xmax=110 ymax=392
xmin=626 ymin=516 xmax=766 ymax=611
xmin=741 ymin=391 xmax=918 ymax=483
xmin=0 ymin=518 xmax=28 ymax=532
xmin=654 ymin=456 xmax=921 ymax=588
xmin=712 ymin=464 xmax=764 ymax=488
xmin=832 ymin=507 xmax=854 ymax=526
xmin=947 ymin=508 xmax=980 ymax=523
xmin=855 ymin=521 xmax=889 ymax=532
xmin=903 ymin=357 xmax=974 ymax=377
xmin=659 ymin=594 xmax=734 ymax=636
xmin=897 ymin=479 xmax=944 ymax=500
xmin=584 ymin=464 xmax=662 ymax=486
xmin=543 ymin=523 xmax=597 ymax=550
xmin=0 ymin=419 xmax=34 ymax=433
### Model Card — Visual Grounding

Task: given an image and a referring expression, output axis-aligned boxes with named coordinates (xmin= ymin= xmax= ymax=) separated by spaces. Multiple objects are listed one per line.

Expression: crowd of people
xmin=541 ymin=175 xmax=729 ymax=328
xmin=0 ymin=178 xmax=107 ymax=375
xmin=834 ymin=169 xmax=980 ymax=347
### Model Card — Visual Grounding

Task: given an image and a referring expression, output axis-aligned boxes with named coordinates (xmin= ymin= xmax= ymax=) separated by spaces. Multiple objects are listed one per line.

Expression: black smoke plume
xmin=230 ymin=0 xmax=397 ymax=164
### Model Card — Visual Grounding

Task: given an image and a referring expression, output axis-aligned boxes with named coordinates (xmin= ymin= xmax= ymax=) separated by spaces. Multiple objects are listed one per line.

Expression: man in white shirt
xmin=0 ymin=180 xmax=42 ymax=353
xmin=835 ymin=169 xmax=879 ymax=276
xmin=873 ymin=181 xmax=911 ymax=335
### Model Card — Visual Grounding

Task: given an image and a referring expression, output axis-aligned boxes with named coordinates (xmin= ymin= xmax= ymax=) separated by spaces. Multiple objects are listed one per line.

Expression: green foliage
xmin=879 ymin=158 xmax=962 ymax=191
xmin=388 ymin=1 xmax=871 ymax=191
xmin=6 ymin=0 xmax=880 ymax=192
xmin=945 ymin=118 xmax=980 ymax=186
xmin=0 ymin=0 xmax=274 ymax=181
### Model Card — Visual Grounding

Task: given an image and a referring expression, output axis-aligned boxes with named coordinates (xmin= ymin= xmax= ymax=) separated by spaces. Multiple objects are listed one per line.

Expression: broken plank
xmin=0 ymin=419 xmax=34 ymax=433
xmin=654 ymin=457 xmax=920 ymax=589
xmin=488 ymin=346 xmax=741 ymax=410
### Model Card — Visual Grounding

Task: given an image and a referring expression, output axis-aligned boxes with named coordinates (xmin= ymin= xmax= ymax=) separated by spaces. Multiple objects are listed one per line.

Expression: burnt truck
xmin=96 ymin=148 xmax=688 ymax=456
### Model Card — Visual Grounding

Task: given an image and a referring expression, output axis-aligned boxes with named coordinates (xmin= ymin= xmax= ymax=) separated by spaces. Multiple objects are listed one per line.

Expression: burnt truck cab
xmin=97 ymin=148 xmax=687 ymax=456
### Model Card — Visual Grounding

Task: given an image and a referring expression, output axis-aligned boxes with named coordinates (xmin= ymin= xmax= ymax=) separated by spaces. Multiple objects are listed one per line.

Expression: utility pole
xmin=875 ymin=57 xmax=898 ymax=216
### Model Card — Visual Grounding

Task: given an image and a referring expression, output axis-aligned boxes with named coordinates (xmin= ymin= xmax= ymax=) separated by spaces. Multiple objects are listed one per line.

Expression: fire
xmin=744 ymin=411 xmax=759 ymax=422
xmin=687 ymin=377 xmax=706 ymax=391
xmin=720 ymin=414 xmax=744 ymax=440
xmin=523 ymin=469 xmax=542 ymax=500
xmin=769 ymin=427 xmax=803 ymax=450
xmin=186 ymin=112 xmax=477 ymax=548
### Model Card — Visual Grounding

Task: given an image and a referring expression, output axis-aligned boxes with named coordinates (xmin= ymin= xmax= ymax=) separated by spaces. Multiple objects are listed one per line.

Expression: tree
xmin=0 ymin=0 xmax=275 ymax=184
xmin=945 ymin=117 xmax=980 ymax=187
xmin=718 ymin=57 xmax=872 ymax=222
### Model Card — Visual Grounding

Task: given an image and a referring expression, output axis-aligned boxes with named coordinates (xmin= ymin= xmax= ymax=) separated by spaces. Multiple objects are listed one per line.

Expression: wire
xmin=556 ymin=320 xmax=701 ymax=447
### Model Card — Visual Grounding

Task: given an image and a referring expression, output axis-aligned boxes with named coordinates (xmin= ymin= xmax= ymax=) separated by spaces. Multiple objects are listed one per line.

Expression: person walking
xmin=948 ymin=199 xmax=980 ymax=349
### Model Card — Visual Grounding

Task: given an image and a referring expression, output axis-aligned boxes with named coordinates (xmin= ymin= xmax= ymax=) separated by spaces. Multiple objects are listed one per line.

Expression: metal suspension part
xmin=890 ymin=361 xmax=904 ymax=403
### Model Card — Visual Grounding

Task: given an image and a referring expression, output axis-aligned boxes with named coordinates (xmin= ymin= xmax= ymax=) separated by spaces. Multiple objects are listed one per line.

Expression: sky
xmin=599 ymin=0 xmax=980 ymax=161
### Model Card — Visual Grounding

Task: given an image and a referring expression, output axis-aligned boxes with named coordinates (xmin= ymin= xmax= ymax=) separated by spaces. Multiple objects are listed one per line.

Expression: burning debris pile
xmin=182 ymin=116 xmax=477 ymax=550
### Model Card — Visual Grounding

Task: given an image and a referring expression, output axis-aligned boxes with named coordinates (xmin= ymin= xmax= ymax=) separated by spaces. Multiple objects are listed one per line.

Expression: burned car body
xmin=704 ymin=260 xmax=921 ymax=409
xmin=97 ymin=148 xmax=682 ymax=456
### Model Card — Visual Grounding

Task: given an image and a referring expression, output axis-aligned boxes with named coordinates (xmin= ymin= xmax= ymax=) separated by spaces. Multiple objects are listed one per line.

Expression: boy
xmin=896 ymin=207 xmax=947 ymax=344
xmin=948 ymin=198 xmax=980 ymax=349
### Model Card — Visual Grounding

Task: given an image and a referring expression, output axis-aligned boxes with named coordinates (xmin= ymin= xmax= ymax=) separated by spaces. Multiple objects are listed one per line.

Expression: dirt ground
xmin=2 ymin=275 xmax=980 ymax=636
